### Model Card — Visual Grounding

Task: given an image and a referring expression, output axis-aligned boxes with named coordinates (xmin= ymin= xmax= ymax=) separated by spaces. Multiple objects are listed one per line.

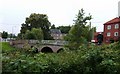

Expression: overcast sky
xmin=0 ymin=0 xmax=120 ymax=35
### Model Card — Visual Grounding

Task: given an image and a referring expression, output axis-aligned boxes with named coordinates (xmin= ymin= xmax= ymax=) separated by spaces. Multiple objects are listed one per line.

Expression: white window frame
xmin=115 ymin=24 xmax=119 ymax=29
xmin=107 ymin=32 xmax=111 ymax=37
xmin=107 ymin=25 xmax=111 ymax=30
xmin=114 ymin=32 xmax=119 ymax=36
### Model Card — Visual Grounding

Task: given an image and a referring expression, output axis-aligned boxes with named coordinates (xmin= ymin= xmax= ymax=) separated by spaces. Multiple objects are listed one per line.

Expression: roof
xmin=50 ymin=29 xmax=61 ymax=34
xmin=104 ymin=17 xmax=120 ymax=25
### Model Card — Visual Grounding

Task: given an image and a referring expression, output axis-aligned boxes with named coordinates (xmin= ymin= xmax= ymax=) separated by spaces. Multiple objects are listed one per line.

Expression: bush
xmin=2 ymin=42 xmax=120 ymax=73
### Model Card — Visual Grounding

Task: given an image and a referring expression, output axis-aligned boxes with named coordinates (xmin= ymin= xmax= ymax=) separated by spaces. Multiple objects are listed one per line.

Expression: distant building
xmin=93 ymin=32 xmax=103 ymax=43
xmin=92 ymin=1 xmax=120 ymax=44
xmin=50 ymin=29 xmax=66 ymax=40
xmin=103 ymin=17 xmax=120 ymax=43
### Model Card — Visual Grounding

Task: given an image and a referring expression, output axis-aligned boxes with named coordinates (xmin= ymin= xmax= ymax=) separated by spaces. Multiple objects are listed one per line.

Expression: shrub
xmin=2 ymin=42 xmax=120 ymax=73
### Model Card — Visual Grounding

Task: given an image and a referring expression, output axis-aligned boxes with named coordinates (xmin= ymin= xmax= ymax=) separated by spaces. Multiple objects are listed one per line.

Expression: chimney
xmin=118 ymin=1 xmax=120 ymax=17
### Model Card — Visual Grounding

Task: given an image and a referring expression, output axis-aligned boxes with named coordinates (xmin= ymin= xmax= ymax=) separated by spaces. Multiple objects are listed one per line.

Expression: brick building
xmin=103 ymin=17 xmax=120 ymax=43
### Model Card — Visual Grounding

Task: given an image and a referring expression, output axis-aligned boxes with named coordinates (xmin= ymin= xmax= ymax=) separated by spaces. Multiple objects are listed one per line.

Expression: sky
xmin=0 ymin=0 xmax=120 ymax=35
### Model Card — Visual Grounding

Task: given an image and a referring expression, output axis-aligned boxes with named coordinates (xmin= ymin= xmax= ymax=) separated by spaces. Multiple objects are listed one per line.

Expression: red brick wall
xmin=103 ymin=23 xmax=120 ymax=43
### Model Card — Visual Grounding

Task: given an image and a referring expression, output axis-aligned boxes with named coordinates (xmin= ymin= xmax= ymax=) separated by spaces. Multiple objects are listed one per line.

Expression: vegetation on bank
xmin=1 ymin=42 xmax=16 ymax=51
xmin=2 ymin=42 xmax=120 ymax=74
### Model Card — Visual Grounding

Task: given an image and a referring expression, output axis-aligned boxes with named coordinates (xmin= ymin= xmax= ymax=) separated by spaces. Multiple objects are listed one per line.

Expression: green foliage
xmin=74 ymin=9 xmax=92 ymax=26
xmin=51 ymin=24 xmax=56 ymax=29
xmin=2 ymin=42 xmax=120 ymax=73
xmin=24 ymin=28 xmax=43 ymax=40
xmin=24 ymin=30 xmax=35 ymax=39
xmin=84 ymin=25 xmax=96 ymax=42
xmin=65 ymin=9 xmax=92 ymax=50
xmin=57 ymin=25 xmax=71 ymax=34
xmin=8 ymin=33 xmax=16 ymax=39
xmin=112 ymin=42 xmax=120 ymax=49
xmin=2 ymin=42 xmax=16 ymax=51
xmin=50 ymin=25 xmax=71 ymax=34
xmin=32 ymin=28 xmax=44 ymax=41
xmin=20 ymin=13 xmax=52 ymax=40
xmin=2 ymin=31 xmax=8 ymax=39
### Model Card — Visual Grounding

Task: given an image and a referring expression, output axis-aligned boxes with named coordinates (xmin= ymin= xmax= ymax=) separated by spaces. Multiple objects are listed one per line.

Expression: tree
xmin=83 ymin=24 xmax=96 ymax=42
xmin=51 ymin=24 xmax=56 ymax=29
xmin=64 ymin=9 xmax=92 ymax=50
xmin=24 ymin=30 xmax=35 ymax=39
xmin=32 ymin=28 xmax=43 ymax=41
xmin=2 ymin=31 xmax=8 ymax=39
xmin=74 ymin=9 xmax=91 ymax=27
xmin=17 ymin=33 xmax=23 ymax=39
xmin=24 ymin=28 xmax=43 ymax=41
xmin=20 ymin=13 xmax=52 ymax=40
xmin=8 ymin=33 xmax=12 ymax=39
xmin=20 ymin=23 xmax=30 ymax=34
xmin=57 ymin=26 xmax=71 ymax=34
xmin=8 ymin=33 xmax=16 ymax=39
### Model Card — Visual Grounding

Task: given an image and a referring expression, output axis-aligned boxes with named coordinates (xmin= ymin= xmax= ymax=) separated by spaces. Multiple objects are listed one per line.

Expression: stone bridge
xmin=10 ymin=40 xmax=67 ymax=53
xmin=38 ymin=44 xmax=63 ymax=53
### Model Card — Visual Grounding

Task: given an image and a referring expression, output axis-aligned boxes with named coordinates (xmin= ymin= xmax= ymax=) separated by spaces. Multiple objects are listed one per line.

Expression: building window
xmin=107 ymin=25 xmax=111 ymax=30
xmin=114 ymin=32 xmax=118 ymax=36
xmin=115 ymin=24 xmax=119 ymax=29
xmin=107 ymin=32 xmax=111 ymax=37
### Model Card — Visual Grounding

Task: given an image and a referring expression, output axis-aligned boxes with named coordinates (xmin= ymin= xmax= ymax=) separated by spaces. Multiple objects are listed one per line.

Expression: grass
xmin=1 ymin=42 xmax=16 ymax=51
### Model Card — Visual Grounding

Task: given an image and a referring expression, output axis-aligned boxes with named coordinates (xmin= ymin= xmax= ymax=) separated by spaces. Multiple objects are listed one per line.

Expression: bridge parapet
xmin=41 ymin=40 xmax=67 ymax=46
xmin=10 ymin=40 xmax=68 ymax=48
xmin=10 ymin=40 xmax=66 ymax=53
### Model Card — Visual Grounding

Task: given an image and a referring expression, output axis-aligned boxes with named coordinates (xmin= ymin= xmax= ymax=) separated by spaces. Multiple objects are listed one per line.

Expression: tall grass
xmin=2 ymin=42 xmax=16 ymax=51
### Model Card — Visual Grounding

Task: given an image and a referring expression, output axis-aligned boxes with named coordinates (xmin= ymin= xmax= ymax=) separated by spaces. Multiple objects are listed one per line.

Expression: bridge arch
xmin=39 ymin=45 xmax=63 ymax=53
xmin=41 ymin=47 xmax=53 ymax=53
xmin=57 ymin=48 xmax=64 ymax=53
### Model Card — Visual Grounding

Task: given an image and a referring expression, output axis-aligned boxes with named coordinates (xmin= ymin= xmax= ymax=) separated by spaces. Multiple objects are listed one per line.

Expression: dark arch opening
xmin=41 ymin=47 xmax=53 ymax=53
xmin=57 ymin=48 xmax=64 ymax=53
